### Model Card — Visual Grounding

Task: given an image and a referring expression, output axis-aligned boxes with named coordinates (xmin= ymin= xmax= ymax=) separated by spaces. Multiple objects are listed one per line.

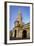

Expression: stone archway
xmin=22 ymin=30 xmax=27 ymax=39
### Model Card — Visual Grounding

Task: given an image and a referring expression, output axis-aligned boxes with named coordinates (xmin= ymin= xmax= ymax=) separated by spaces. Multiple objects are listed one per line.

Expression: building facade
xmin=10 ymin=10 xmax=30 ymax=39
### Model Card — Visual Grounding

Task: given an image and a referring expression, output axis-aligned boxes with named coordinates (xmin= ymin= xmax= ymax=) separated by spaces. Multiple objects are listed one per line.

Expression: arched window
xmin=14 ymin=30 xmax=16 ymax=38
xmin=22 ymin=30 xmax=27 ymax=39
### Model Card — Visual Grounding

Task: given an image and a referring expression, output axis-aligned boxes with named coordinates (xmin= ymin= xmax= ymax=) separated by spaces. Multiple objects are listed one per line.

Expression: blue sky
xmin=9 ymin=6 xmax=30 ymax=30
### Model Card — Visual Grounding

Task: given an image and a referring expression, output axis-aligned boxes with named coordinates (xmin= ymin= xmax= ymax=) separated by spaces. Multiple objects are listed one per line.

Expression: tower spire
xmin=15 ymin=9 xmax=23 ymax=27
xmin=18 ymin=8 xmax=21 ymax=16
xmin=16 ymin=9 xmax=22 ymax=21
